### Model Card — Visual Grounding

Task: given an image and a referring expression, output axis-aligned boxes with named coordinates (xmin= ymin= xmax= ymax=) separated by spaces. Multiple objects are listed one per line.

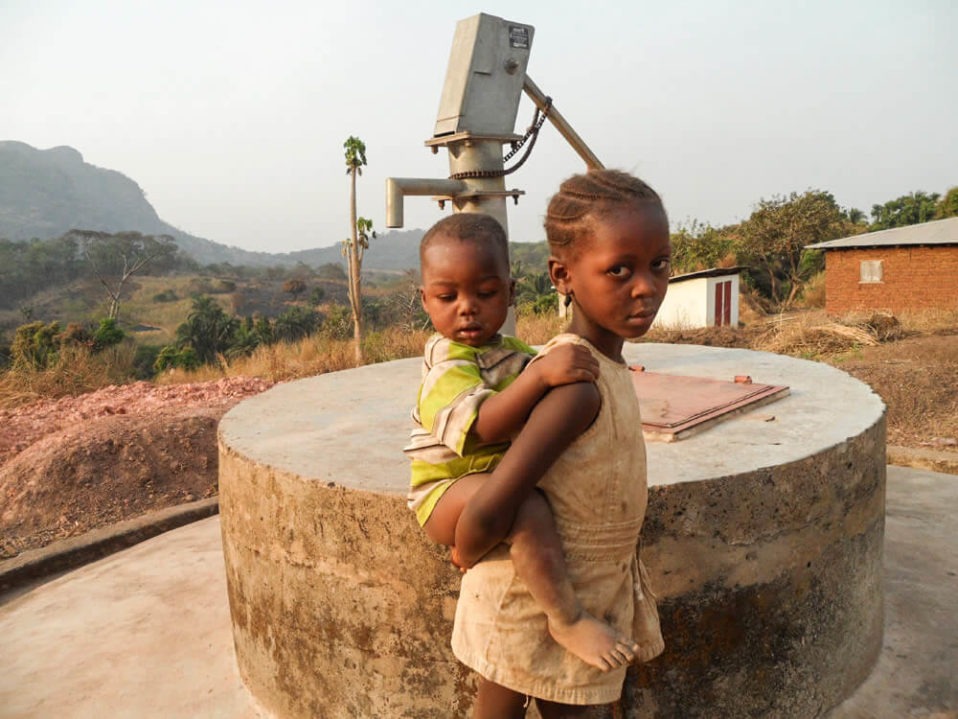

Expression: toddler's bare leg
xmin=423 ymin=473 xmax=490 ymax=548
xmin=473 ymin=679 xmax=528 ymax=719
xmin=509 ymin=491 xmax=639 ymax=672
xmin=536 ymin=699 xmax=596 ymax=718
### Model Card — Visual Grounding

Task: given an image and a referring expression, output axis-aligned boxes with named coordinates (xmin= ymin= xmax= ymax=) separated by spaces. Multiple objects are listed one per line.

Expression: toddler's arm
xmin=471 ymin=343 xmax=598 ymax=445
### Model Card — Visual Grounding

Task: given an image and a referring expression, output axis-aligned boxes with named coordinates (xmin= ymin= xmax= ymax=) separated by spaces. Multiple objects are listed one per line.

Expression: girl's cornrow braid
xmin=546 ymin=206 xmax=591 ymax=221
xmin=561 ymin=189 xmax=609 ymax=202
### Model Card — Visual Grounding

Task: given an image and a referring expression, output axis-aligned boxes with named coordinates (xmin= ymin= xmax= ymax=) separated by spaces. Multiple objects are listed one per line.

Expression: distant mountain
xmin=282 ymin=229 xmax=425 ymax=273
xmin=0 ymin=141 xmax=424 ymax=270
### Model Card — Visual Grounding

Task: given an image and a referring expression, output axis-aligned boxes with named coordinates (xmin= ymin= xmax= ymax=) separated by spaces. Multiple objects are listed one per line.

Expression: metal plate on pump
xmin=433 ymin=13 xmax=534 ymax=138
xmin=630 ymin=368 xmax=790 ymax=442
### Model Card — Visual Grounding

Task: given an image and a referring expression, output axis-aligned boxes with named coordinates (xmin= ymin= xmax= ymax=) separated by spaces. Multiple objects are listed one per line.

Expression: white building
xmin=653 ymin=268 xmax=742 ymax=329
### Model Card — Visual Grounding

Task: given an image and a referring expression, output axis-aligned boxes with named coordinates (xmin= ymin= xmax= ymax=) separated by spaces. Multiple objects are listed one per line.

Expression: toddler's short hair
xmin=420 ymin=213 xmax=509 ymax=266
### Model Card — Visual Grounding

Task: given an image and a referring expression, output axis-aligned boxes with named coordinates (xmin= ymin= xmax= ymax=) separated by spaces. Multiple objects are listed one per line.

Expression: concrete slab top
xmin=218 ymin=343 xmax=886 ymax=493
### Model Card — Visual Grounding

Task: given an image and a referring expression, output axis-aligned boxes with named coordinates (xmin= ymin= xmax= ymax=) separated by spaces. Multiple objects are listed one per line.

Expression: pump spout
xmin=385 ymin=177 xmax=469 ymax=228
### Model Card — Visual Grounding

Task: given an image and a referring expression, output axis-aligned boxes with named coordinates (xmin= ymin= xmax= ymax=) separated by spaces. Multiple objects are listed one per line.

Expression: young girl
xmin=451 ymin=169 xmax=669 ymax=718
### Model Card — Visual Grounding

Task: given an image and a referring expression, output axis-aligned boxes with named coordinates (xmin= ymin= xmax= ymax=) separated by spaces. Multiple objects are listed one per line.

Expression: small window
xmin=860 ymin=260 xmax=883 ymax=284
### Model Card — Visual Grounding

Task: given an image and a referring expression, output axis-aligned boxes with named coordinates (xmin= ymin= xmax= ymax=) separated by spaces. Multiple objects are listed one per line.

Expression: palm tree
xmin=175 ymin=295 xmax=239 ymax=366
xmin=343 ymin=136 xmax=368 ymax=364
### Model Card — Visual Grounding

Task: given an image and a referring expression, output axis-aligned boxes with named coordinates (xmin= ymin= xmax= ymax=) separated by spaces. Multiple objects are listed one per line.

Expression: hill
xmin=0 ymin=141 xmax=429 ymax=270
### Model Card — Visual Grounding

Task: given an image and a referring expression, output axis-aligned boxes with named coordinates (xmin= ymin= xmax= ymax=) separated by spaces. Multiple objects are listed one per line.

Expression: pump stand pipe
xmin=522 ymin=75 xmax=604 ymax=171
xmin=385 ymin=177 xmax=469 ymax=229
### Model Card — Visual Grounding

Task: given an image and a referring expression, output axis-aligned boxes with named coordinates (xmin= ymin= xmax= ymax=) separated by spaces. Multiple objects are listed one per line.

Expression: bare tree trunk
xmin=348 ymin=169 xmax=364 ymax=365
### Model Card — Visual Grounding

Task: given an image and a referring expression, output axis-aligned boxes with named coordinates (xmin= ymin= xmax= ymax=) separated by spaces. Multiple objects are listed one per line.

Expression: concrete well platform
xmin=217 ymin=343 xmax=887 ymax=718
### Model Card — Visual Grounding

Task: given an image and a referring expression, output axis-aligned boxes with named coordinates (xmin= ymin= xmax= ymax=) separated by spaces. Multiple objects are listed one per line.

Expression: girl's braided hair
xmin=544 ymin=169 xmax=665 ymax=256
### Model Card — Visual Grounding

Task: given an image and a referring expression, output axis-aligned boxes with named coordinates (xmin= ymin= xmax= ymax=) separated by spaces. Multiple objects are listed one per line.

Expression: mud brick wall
xmin=823 ymin=245 xmax=958 ymax=315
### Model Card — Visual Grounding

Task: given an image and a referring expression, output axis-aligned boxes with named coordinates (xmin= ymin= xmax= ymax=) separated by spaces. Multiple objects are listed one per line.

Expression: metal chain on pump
xmin=448 ymin=97 xmax=552 ymax=180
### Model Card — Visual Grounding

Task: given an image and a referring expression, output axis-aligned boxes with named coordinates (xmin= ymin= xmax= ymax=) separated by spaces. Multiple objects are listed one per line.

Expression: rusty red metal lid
xmin=630 ymin=367 xmax=790 ymax=442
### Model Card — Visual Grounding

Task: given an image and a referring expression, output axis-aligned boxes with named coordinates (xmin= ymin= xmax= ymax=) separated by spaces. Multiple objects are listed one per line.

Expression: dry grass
xmin=516 ymin=313 xmax=568 ymax=345
xmin=154 ymin=326 xmax=430 ymax=386
xmin=647 ymin=308 xmax=957 ymax=450
xmin=0 ymin=344 xmax=138 ymax=408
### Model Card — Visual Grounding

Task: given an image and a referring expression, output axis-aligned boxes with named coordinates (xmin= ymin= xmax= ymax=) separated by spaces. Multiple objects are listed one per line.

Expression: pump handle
xmin=522 ymin=76 xmax=605 ymax=171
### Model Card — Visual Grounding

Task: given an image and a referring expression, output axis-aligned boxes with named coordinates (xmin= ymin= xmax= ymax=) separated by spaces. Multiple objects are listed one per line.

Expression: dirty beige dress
xmin=452 ymin=334 xmax=665 ymax=705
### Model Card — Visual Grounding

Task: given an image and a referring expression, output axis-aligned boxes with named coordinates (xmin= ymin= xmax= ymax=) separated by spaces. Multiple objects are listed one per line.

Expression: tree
xmin=10 ymin=321 xmax=61 ymax=370
xmin=669 ymin=221 xmax=741 ymax=275
xmin=343 ymin=136 xmax=376 ymax=364
xmin=283 ymin=278 xmax=307 ymax=300
xmin=69 ymin=230 xmax=178 ymax=319
xmin=935 ymin=187 xmax=958 ymax=219
xmin=171 ymin=295 xmax=238 ymax=366
xmin=274 ymin=306 xmax=320 ymax=343
xmin=514 ymin=270 xmax=557 ymax=316
xmin=308 ymin=286 xmax=326 ymax=306
xmin=737 ymin=191 xmax=848 ymax=309
xmin=0 ymin=235 xmax=83 ymax=309
xmin=316 ymin=262 xmax=347 ymax=280
xmin=869 ymin=191 xmax=940 ymax=231
xmin=842 ymin=207 xmax=868 ymax=225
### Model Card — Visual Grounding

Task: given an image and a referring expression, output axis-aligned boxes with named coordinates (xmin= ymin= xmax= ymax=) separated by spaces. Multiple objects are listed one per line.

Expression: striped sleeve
xmin=417 ymin=338 xmax=492 ymax=457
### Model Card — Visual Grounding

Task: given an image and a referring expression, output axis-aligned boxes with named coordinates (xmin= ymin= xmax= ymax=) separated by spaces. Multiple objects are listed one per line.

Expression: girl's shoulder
xmin=535 ymin=333 xmax=597 ymax=358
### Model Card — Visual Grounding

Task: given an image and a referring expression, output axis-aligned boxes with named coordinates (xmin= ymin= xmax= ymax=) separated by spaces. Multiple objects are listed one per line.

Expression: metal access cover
xmin=630 ymin=367 xmax=790 ymax=442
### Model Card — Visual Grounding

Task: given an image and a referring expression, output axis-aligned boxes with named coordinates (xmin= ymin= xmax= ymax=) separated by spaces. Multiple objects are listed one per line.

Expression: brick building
xmin=806 ymin=217 xmax=958 ymax=316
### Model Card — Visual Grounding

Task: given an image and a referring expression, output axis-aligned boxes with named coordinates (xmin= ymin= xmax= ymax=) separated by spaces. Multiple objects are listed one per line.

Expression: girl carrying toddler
xmin=451 ymin=169 xmax=669 ymax=718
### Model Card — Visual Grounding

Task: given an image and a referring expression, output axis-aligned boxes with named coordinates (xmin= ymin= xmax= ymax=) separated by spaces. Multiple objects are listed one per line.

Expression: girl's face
xmin=549 ymin=204 xmax=671 ymax=361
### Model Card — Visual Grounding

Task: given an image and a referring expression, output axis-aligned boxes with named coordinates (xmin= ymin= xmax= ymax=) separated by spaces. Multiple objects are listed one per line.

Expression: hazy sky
xmin=3 ymin=0 xmax=956 ymax=254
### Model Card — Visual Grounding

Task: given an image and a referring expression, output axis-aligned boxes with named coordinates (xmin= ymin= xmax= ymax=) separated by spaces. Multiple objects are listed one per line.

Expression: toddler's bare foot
xmin=548 ymin=611 xmax=639 ymax=672
xmin=449 ymin=545 xmax=467 ymax=572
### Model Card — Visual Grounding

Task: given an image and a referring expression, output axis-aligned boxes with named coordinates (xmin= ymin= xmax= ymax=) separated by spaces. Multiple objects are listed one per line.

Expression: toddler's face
xmin=420 ymin=236 xmax=514 ymax=347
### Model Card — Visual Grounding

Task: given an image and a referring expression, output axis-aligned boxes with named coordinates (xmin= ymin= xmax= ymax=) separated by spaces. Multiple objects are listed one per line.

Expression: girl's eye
xmin=437 ymin=294 xmax=455 ymax=301
xmin=607 ymin=265 xmax=631 ymax=278
xmin=653 ymin=258 xmax=672 ymax=273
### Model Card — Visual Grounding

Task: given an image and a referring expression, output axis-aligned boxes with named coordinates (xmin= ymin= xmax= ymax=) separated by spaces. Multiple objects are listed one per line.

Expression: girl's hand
xmin=533 ymin=344 xmax=599 ymax=388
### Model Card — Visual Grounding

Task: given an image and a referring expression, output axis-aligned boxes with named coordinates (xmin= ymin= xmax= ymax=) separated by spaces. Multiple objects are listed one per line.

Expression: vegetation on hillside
xmin=1 ymin=183 xmax=955 ymax=407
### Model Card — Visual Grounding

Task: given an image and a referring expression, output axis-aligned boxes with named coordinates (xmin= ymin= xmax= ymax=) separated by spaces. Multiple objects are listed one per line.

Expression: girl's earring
xmin=563 ymin=292 xmax=573 ymax=308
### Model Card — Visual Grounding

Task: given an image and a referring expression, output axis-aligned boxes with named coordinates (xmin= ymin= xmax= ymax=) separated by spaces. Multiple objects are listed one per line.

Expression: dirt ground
xmin=0 ymin=378 xmax=273 ymax=559
xmin=1 ymin=332 xmax=955 ymax=561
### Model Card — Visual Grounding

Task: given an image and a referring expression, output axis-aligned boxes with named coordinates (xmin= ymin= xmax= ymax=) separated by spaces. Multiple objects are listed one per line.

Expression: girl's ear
xmin=419 ymin=286 xmax=427 ymax=308
xmin=508 ymin=278 xmax=517 ymax=306
xmin=548 ymin=257 xmax=571 ymax=296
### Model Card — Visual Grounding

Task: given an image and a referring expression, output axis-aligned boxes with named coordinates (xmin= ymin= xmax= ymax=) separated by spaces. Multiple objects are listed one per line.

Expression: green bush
xmin=154 ymin=345 xmax=200 ymax=372
xmin=321 ymin=304 xmax=353 ymax=340
xmin=274 ymin=306 xmax=320 ymax=343
xmin=92 ymin=318 xmax=125 ymax=351
xmin=132 ymin=344 xmax=162 ymax=379
xmin=11 ymin=321 xmax=61 ymax=370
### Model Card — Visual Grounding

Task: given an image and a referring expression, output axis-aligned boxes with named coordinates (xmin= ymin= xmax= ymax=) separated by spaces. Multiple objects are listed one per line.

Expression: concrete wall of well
xmin=218 ymin=344 xmax=887 ymax=718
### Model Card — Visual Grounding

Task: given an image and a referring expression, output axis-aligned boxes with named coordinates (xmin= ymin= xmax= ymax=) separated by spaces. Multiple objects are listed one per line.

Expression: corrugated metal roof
xmin=669 ymin=266 xmax=743 ymax=284
xmin=805 ymin=216 xmax=958 ymax=250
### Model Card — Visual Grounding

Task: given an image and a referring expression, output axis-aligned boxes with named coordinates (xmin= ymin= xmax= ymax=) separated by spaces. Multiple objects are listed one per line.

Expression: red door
xmin=714 ymin=280 xmax=732 ymax=326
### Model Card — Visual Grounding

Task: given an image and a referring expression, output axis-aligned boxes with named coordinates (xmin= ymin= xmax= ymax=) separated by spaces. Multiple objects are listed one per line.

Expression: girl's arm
xmin=455 ymin=380 xmax=601 ymax=567
xmin=471 ymin=343 xmax=598 ymax=445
